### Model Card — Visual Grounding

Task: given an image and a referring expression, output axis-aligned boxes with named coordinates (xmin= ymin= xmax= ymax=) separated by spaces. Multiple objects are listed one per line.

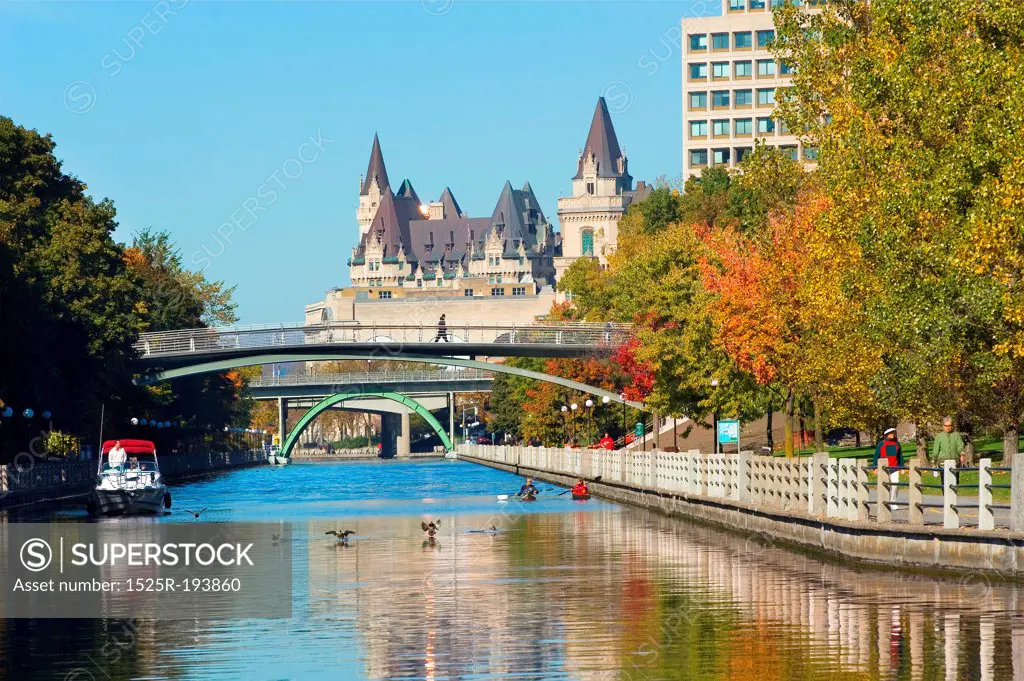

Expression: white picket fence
xmin=459 ymin=444 xmax=1024 ymax=532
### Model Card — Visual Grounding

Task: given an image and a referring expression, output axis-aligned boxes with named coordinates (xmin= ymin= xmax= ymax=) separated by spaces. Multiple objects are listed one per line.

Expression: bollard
xmin=840 ymin=458 xmax=857 ymax=520
xmin=876 ymin=460 xmax=892 ymax=524
xmin=907 ymin=460 xmax=924 ymax=525
xmin=943 ymin=460 xmax=959 ymax=529
xmin=979 ymin=458 xmax=995 ymax=531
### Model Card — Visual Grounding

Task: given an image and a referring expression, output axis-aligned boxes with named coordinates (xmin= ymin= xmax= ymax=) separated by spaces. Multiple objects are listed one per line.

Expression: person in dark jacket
xmin=874 ymin=428 xmax=904 ymax=508
xmin=434 ymin=314 xmax=449 ymax=342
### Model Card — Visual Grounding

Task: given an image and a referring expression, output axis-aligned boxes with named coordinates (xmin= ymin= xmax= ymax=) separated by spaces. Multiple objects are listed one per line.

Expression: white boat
xmin=88 ymin=439 xmax=171 ymax=517
xmin=267 ymin=444 xmax=290 ymax=466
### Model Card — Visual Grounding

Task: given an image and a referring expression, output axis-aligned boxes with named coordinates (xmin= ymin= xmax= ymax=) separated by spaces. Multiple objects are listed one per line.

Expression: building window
xmin=779 ymin=117 xmax=790 ymax=134
xmin=512 ymin=287 xmax=526 ymax=296
xmin=750 ymin=0 xmax=766 ymax=8
xmin=398 ymin=262 xmax=404 ymax=271
xmin=417 ymin=279 xmax=423 ymax=288
xmin=712 ymin=91 xmax=730 ymax=108
xmin=782 ymin=146 xmax=799 ymax=161
xmin=736 ymin=147 xmax=753 ymax=163
xmin=713 ymin=120 xmax=730 ymax=137
xmin=689 ymin=149 xmax=708 ymax=167
xmin=713 ymin=149 xmax=731 ymax=166
xmin=378 ymin=290 xmax=392 ymax=299
xmin=689 ymin=92 xmax=708 ymax=109
xmin=712 ymin=62 xmax=730 ymax=79
xmin=734 ymin=32 xmax=753 ymax=49
xmin=689 ymin=120 xmax=708 ymax=137
xmin=735 ymin=118 xmax=753 ymax=135
xmin=712 ymin=33 xmax=730 ymax=50
xmin=491 ymin=288 xmax=506 ymax=297
xmin=489 ymin=274 xmax=495 ymax=283
xmin=758 ymin=88 xmax=776 ymax=105
xmin=729 ymin=0 xmax=745 ymax=10
xmin=689 ymin=63 xmax=707 ymax=80
xmin=757 ymin=117 xmax=776 ymax=134
xmin=757 ymin=60 xmax=777 ymax=77
xmin=757 ymin=30 xmax=774 ymax=47
xmin=803 ymin=146 xmax=820 ymax=161
xmin=464 ymin=289 xmax=474 ymax=297
xmin=582 ymin=229 xmax=594 ymax=256
xmin=689 ymin=34 xmax=707 ymax=51
xmin=780 ymin=61 xmax=795 ymax=76
xmin=735 ymin=61 xmax=753 ymax=78
xmin=735 ymin=89 xmax=754 ymax=107
xmin=437 ymin=278 xmax=443 ymax=286
xmin=586 ymin=182 xmax=595 ymax=194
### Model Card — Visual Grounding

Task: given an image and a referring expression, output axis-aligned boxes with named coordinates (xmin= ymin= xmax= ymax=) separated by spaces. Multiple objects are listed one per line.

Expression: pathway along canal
xmin=2 ymin=458 xmax=1024 ymax=680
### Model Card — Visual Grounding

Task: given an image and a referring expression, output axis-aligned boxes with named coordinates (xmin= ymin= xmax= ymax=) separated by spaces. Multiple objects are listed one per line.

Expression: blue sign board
xmin=717 ymin=420 xmax=740 ymax=445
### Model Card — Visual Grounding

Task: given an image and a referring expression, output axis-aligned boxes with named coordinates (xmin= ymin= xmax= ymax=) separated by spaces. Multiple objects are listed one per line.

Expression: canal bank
xmin=459 ymin=444 xmax=1024 ymax=578
xmin=0 ymin=448 xmax=265 ymax=509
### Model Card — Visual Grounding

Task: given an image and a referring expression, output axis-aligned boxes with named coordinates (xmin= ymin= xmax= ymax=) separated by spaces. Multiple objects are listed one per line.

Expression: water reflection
xmin=2 ymin=460 xmax=1024 ymax=680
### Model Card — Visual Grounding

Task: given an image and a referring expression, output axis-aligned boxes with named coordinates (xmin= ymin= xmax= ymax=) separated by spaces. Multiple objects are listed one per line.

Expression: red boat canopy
xmin=101 ymin=439 xmax=156 ymax=455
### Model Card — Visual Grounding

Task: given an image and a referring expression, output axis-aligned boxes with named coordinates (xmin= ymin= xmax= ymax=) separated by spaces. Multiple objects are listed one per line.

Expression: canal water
xmin=3 ymin=458 xmax=1024 ymax=680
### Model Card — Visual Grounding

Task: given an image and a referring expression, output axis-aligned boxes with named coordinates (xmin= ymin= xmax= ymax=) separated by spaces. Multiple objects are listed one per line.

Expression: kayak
xmin=571 ymin=493 xmax=591 ymax=501
xmin=521 ymin=494 xmax=537 ymax=503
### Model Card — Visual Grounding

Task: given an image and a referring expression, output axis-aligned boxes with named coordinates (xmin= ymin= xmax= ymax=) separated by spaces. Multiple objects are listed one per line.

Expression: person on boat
xmin=108 ymin=440 xmax=127 ymax=470
xmin=571 ymin=478 xmax=589 ymax=497
xmin=517 ymin=478 xmax=539 ymax=497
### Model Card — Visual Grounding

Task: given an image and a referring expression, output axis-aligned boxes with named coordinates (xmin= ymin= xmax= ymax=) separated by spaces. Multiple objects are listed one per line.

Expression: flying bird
xmin=183 ymin=508 xmax=208 ymax=519
xmin=326 ymin=529 xmax=355 ymax=545
xmin=421 ymin=520 xmax=441 ymax=538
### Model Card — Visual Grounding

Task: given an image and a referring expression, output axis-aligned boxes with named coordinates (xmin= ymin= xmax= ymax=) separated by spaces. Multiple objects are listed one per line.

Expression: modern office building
xmin=682 ymin=0 xmax=820 ymax=179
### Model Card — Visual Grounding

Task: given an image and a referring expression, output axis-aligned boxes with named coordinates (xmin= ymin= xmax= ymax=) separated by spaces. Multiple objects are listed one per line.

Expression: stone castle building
xmin=306 ymin=98 xmax=646 ymax=327
xmin=555 ymin=97 xmax=650 ymax=279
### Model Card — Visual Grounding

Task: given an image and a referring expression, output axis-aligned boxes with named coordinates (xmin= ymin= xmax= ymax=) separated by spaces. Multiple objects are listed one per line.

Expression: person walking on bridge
xmin=434 ymin=314 xmax=449 ymax=342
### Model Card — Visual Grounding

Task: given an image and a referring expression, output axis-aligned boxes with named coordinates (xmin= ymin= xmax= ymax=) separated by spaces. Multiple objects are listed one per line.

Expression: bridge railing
xmin=460 ymin=445 xmax=1024 ymax=531
xmin=134 ymin=321 xmax=632 ymax=358
xmin=248 ymin=368 xmax=495 ymax=388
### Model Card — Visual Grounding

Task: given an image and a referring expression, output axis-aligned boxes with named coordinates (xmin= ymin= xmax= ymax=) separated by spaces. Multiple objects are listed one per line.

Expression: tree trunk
xmin=813 ymin=395 xmax=824 ymax=451
xmin=766 ymin=408 xmax=774 ymax=453
xmin=784 ymin=389 xmax=794 ymax=458
xmin=915 ymin=424 xmax=928 ymax=465
xmin=1004 ymin=424 xmax=1019 ymax=467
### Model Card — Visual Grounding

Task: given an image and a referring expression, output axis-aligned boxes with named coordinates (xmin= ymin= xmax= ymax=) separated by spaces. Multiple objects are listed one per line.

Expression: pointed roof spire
xmin=361 ymin=133 xmax=390 ymax=195
xmin=574 ymin=97 xmax=627 ymax=180
xmin=397 ymin=179 xmax=420 ymax=203
xmin=438 ymin=187 xmax=464 ymax=218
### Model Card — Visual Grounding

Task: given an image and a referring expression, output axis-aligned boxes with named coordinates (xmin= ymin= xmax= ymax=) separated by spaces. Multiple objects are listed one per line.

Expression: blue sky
xmin=1 ymin=0 xmax=712 ymax=324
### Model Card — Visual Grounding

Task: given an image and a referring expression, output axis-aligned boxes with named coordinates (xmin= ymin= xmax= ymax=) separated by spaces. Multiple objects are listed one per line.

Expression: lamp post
xmin=560 ymin=405 xmax=569 ymax=444
xmin=584 ymin=399 xmax=594 ymax=446
xmin=710 ymin=378 xmax=721 ymax=455
xmin=570 ymin=403 xmax=578 ymax=446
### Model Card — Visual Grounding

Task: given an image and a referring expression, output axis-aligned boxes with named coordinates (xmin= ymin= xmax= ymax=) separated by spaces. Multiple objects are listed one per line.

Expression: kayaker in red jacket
xmin=571 ymin=479 xmax=589 ymax=497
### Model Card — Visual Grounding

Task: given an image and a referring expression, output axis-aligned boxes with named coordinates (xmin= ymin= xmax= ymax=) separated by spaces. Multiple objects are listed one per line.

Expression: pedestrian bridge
xmin=247 ymin=368 xmax=494 ymax=399
xmin=134 ymin=321 xmax=630 ymax=365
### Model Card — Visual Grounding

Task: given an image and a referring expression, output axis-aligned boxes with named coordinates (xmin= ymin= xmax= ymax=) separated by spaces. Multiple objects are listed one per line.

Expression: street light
xmin=710 ymin=377 xmax=721 ymax=454
xmin=584 ymin=399 xmax=594 ymax=445
xmin=560 ymin=405 xmax=569 ymax=444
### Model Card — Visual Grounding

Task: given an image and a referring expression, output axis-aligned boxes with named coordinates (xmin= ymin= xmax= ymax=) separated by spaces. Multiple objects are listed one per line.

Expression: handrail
xmin=248 ymin=369 xmax=495 ymax=387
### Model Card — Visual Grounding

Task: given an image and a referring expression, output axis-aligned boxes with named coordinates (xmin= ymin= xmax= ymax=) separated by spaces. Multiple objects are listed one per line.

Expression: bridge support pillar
xmin=397 ymin=412 xmax=411 ymax=458
xmin=277 ymin=398 xmax=288 ymax=451
xmin=448 ymin=392 xmax=456 ymax=449
xmin=380 ymin=413 xmax=400 ymax=459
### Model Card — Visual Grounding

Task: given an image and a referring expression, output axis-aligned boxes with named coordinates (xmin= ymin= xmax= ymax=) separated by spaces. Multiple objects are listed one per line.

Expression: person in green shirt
xmin=931 ymin=417 xmax=966 ymax=466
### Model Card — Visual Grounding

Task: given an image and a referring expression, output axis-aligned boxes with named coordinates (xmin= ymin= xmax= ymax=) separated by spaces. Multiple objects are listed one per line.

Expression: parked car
xmin=476 ymin=434 xmax=493 ymax=445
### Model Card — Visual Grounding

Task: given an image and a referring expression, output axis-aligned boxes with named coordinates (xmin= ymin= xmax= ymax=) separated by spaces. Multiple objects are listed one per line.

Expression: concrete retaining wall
xmin=460 ymin=446 xmax=1024 ymax=578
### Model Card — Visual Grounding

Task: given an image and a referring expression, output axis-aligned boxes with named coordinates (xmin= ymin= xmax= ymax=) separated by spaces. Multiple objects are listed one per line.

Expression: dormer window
xmin=587 ymin=182 xmax=595 ymax=195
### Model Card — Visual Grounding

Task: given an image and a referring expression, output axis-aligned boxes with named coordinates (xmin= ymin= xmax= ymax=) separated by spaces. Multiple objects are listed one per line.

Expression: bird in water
xmin=421 ymin=520 xmax=441 ymax=538
xmin=183 ymin=508 xmax=208 ymax=519
xmin=325 ymin=529 xmax=355 ymax=545
xmin=468 ymin=525 xmax=499 ymax=534
xmin=271 ymin=533 xmax=282 ymax=543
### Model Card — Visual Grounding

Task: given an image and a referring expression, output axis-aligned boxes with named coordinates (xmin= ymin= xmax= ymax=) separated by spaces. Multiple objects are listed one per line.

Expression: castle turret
xmin=357 ymin=134 xmax=391 ymax=237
